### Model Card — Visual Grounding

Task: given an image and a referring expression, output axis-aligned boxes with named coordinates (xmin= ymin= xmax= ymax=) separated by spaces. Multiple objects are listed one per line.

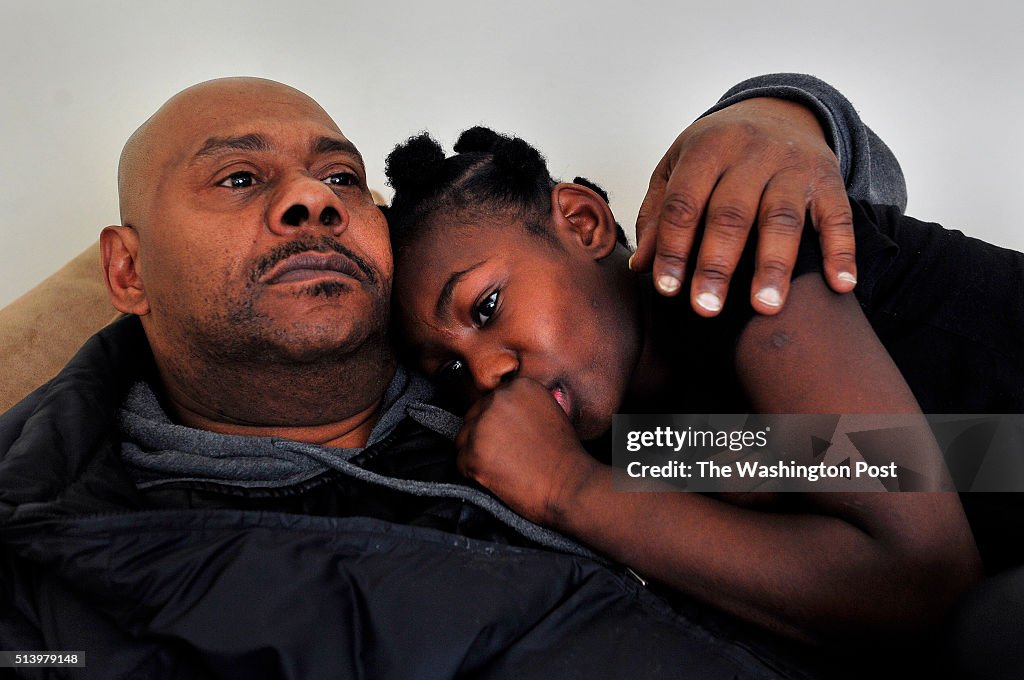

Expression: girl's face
xmin=394 ymin=218 xmax=639 ymax=441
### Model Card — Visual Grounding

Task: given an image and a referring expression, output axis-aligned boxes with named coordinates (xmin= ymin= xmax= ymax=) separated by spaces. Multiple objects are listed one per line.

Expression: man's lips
xmin=262 ymin=252 xmax=364 ymax=284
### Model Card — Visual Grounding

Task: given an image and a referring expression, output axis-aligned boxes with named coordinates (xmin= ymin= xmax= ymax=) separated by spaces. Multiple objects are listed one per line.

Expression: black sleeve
xmin=788 ymin=200 xmax=900 ymax=310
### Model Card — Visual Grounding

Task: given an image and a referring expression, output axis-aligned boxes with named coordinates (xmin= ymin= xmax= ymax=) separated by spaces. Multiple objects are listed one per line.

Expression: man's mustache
xmin=252 ymin=236 xmax=378 ymax=285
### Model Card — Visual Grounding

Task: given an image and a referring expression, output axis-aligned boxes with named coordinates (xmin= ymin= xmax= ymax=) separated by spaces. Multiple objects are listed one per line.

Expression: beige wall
xmin=2 ymin=0 xmax=1023 ymax=308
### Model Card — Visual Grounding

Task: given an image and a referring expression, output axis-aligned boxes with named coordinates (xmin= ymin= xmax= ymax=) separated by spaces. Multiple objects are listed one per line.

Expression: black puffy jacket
xmin=0 ymin=318 xmax=798 ymax=680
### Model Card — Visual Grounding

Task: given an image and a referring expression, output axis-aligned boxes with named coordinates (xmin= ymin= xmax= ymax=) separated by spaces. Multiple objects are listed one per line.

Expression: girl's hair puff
xmin=385 ymin=126 xmax=627 ymax=254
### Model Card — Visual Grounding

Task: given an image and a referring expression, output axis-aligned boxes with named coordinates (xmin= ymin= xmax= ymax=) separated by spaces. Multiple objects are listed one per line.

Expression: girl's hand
xmin=455 ymin=377 xmax=599 ymax=525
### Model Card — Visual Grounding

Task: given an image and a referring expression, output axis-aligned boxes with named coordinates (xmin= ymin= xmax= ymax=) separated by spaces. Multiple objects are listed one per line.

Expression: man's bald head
xmin=117 ymin=77 xmax=344 ymax=227
xmin=101 ymin=76 xmax=394 ymax=437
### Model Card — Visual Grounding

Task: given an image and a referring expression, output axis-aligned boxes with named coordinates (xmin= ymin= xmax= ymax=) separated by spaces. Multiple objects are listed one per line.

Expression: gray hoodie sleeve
xmin=703 ymin=73 xmax=907 ymax=212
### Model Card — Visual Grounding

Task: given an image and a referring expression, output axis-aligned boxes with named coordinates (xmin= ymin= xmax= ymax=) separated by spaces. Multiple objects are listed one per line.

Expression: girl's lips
xmin=551 ymin=385 xmax=572 ymax=418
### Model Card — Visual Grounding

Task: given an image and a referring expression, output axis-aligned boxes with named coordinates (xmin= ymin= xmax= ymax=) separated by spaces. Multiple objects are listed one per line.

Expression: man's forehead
xmin=153 ymin=79 xmax=356 ymax=159
xmin=177 ymin=107 xmax=349 ymax=154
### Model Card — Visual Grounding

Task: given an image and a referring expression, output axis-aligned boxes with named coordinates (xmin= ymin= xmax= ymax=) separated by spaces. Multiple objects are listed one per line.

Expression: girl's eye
xmin=432 ymin=359 xmax=474 ymax=411
xmin=436 ymin=358 xmax=466 ymax=383
xmin=218 ymin=171 xmax=259 ymax=189
xmin=323 ymin=172 xmax=358 ymax=187
xmin=473 ymin=290 xmax=499 ymax=326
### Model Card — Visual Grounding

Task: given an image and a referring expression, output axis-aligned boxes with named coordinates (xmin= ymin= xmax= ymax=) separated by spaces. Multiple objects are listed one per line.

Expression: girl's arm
xmin=456 ymin=275 xmax=981 ymax=643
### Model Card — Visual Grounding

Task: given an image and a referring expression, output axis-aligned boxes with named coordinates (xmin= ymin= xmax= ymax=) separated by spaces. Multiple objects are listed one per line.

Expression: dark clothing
xmin=843 ymin=201 xmax=1024 ymax=416
xmin=674 ymin=199 xmax=1024 ymax=572
xmin=844 ymin=201 xmax=1024 ymax=573
xmin=950 ymin=565 xmax=1024 ymax=679
xmin=0 ymin=318 xmax=802 ymax=680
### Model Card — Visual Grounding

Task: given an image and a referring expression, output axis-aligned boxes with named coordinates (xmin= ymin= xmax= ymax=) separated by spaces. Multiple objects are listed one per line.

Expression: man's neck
xmin=154 ymin=345 xmax=398 ymax=449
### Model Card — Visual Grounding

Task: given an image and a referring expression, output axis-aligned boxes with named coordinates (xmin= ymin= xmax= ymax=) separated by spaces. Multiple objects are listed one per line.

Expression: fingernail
xmin=695 ymin=292 xmax=722 ymax=312
xmin=754 ymin=287 xmax=782 ymax=307
xmin=657 ymin=274 xmax=680 ymax=294
xmin=838 ymin=271 xmax=857 ymax=285
xmin=628 ymin=254 xmax=636 ymax=271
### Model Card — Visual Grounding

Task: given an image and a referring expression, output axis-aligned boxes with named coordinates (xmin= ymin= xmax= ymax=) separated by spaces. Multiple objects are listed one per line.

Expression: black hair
xmin=384 ymin=126 xmax=628 ymax=255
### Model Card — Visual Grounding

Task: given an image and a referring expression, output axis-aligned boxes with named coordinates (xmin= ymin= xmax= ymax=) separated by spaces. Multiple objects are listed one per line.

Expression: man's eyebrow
xmin=313 ymin=136 xmax=363 ymax=163
xmin=435 ymin=261 xmax=487 ymax=321
xmin=193 ymin=133 xmax=272 ymax=159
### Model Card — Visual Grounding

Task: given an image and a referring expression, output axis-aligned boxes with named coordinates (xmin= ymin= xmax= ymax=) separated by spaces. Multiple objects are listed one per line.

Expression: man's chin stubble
xmin=301 ymin=280 xmax=351 ymax=298
xmin=188 ymin=287 xmax=389 ymax=366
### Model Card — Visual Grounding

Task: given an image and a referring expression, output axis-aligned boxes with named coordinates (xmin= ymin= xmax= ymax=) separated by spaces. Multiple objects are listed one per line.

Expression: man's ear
xmin=550 ymin=183 xmax=619 ymax=260
xmin=100 ymin=225 xmax=150 ymax=315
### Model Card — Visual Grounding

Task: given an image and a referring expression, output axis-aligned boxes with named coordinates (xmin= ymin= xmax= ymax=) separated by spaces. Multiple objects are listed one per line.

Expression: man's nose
xmin=471 ymin=348 xmax=519 ymax=394
xmin=269 ymin=174 xmax=350 ymax=236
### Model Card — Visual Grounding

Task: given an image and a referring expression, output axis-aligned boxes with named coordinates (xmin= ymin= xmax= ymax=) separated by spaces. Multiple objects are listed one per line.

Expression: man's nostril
xmin=320 ymin=206 xmax=341 ymax=227
xmin=281 ymin=204 xmax=309 ymax=227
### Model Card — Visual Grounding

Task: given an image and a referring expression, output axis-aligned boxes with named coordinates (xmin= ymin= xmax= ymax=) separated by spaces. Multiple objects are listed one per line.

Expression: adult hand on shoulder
xmin=633 ymin=97 xmax=857 ymax=317
xmin=456 ymin=377 xmax=598 ymax=525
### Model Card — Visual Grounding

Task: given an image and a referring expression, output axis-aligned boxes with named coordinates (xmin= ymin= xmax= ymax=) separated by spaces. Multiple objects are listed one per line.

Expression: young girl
xmin=383 ymin=127 xmax=1022 ymax=643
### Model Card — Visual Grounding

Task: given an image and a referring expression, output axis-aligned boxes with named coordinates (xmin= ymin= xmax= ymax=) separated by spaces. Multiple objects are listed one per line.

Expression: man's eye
xmin=218 ymin=171 xmax=259 ymax=189
xmin=473 ymin=290 xmax=499 ymax=326
xmin=323 ymin=172 xmax=359 ymax=187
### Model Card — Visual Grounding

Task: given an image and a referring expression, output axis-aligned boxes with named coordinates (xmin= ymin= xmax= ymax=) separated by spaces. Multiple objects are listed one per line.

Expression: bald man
xmin=105 ymin=78 xmax=396 ymax=447
xmin=0 ymin=77 xmax=907 ymax=678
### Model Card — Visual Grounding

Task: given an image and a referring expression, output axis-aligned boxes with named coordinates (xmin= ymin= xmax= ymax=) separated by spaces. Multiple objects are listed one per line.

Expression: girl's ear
xmin=550 ymin=182 xmax=619 ymax=260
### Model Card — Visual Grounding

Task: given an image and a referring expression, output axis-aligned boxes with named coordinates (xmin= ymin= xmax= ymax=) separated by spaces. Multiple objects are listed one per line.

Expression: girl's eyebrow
xmin=435 ymin=260 xmax=487 ymax=320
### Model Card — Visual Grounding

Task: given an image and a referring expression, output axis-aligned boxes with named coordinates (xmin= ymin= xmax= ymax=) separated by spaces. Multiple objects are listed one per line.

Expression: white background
xmin=2 ymin=0 xmax=1022 ymax=308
